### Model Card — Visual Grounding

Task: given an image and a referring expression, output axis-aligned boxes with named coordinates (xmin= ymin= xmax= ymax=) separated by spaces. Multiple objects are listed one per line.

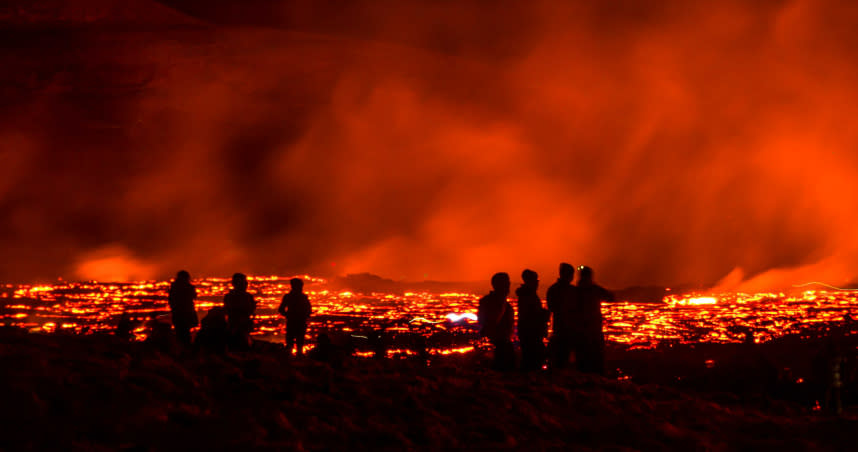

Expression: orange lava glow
xmin=3 ymin=276 xmax=858 ymax=353
xmin=5 ymin=2 xmax=858 ymax=292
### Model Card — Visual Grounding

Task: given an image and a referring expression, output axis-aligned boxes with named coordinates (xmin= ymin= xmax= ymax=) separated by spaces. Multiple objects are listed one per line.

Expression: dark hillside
xmin=2 ymin=330 xmax=856 ymax=450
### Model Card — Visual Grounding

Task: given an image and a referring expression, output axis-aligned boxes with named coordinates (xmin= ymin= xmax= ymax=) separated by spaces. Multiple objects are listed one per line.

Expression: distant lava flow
xmin=2 ymin=278 xmax=858 ymax=352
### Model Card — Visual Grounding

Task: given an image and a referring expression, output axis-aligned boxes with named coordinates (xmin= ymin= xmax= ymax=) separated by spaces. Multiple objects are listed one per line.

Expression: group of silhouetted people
xmin=166 ymin=271 xmax=311 ymax=354
xmin=162 ymin=265 xmax=612 ymax=374
xmin=479 ymin=263 xmax=614 ymax=374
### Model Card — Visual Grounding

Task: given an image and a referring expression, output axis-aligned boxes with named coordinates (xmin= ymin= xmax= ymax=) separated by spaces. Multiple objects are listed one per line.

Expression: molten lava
xmin=3 ymin=276 xmax=857 ymax=353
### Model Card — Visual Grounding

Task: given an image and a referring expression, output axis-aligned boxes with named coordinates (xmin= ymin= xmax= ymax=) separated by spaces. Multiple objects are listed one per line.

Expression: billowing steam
xmin=2 ymin=0 xmax=858 ymax=290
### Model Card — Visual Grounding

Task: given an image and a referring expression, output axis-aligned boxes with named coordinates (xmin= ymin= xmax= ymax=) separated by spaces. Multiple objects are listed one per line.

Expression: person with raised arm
xmin=574 ymin=266 xmax=614 ymax=375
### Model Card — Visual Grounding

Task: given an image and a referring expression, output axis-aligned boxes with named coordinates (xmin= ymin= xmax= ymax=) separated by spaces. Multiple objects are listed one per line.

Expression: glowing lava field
xmin=2 ymin=276 xmax=857 ymax=354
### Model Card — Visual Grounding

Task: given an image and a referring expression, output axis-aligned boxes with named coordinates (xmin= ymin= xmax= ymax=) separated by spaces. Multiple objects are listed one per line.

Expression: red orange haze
xmin=1 ymin=0 xmax=857 ymax=291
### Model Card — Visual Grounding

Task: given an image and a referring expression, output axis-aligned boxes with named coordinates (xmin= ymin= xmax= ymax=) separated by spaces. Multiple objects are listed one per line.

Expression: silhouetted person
xmin=168 ymin=270 xmax=198 ymax=346
xmin=195 ymin=307 xmax=228 ymax=354
xmin=368 ymin=330 xmax=388 ymax=360
xmin=116 ymin=312 xmax=133 ymax=341
xmin=224 ymin=273 xmax=257 ymax=350
xmin=546 ymin=263 xmax=577 ymax=369
xmin=574 ymin=266 xmax=614 ymax=375
xmin=517 ymin=269 xmax=549 ymax=371
xmin=278 ymin=278 xmax=312 ymax=356
xmin=145 ymin=313 xmax=173 ymax=349
xmin=310 ymin=332 xmax=333 ymax=362
xmin=813 ymin=338 xmax=844 ymax=415
xmin=478 ymin=272 xmax=515 ymax=371
xmin=309 ymin=332 xmax=347 ymax=368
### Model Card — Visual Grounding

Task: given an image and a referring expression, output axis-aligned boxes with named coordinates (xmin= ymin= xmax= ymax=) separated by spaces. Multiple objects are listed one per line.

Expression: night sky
xmin=2 ymin=0 xmax=858 ymax=289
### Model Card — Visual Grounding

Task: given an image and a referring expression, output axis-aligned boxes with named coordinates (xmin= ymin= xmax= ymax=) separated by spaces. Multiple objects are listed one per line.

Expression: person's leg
xmin=492 ymin=339 xmax=514 ymax=371
xmin=577 ymin=337 xmax=604 ymax=375
xmin=574 ymin=336 xmax=591 ymax=373
xmin=295 ymin=325 xmax=306 ymax=356
xmin=555 ymin=337 xmax=572 ymax=370
xmin=548 ymin=336 xmax=562 ymax=369
xmin=520 ymin=339 xmax=531 ymax=371
xmin=285 ymin=330 xmax=295 ymax=355
xmin=520 ymin=337 xmax=540 ymax=371
xmin=529 ymin=340 xmax=540 ymax=370
xmin=502 ymin=341 xmax=516 ymax=370
xmin=490 ymin=338 xmax=502 ymax=370
xmin=176 ymin=325 xmax=191 ymax=346
xmin=593 ymin=338 xmax=605 ymax=376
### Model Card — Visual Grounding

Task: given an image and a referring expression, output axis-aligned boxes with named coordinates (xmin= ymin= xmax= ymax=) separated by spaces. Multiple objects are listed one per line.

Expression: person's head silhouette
xmin=290 ymin=277 xmax=304 ymax=292
xmin=559 ymin=263 xmax=575 ymax=283
xmin=522 ymin=269 xmax=539 ymax=289
xmin=491 ymin=272 xmax=511 ymax=297
xmin=232 ymin=273 xmax=248 ymax=292
xmin=175 ymin=270 xmax=190 ymax=284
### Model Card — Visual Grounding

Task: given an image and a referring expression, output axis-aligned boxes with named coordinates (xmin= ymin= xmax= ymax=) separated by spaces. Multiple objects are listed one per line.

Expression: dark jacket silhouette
xmin=168 ymin=270 xmax=198 ymax=345
xmin=478 ymin=291 xmax=514 ymax=343
xmin=195 ymin=307 xmax=228 ymax=354
xmin=546 ymin=263 xmax=577 ymax=369
xmin=278 ymin=278 xmax=312 ymax=356
xmin=574 ymin=266 xmax=614 ymax=375
xmin=516 ymin=269 xmax=549 ymax=371
xmin=478 ymin=272 xmax=515 ymax=371
xmin=224 ymin=273 xmax=256 ymax=349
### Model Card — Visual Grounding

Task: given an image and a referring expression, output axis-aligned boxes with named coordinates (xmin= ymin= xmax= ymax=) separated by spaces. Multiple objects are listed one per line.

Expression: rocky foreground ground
xmin=2 ymin=330 xmax=856 ymax=451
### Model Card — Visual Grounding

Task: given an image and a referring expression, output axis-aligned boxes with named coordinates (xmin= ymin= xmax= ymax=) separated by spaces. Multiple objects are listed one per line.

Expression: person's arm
xmin=503 ymin=303 xmax=514 ymax=332
xmin=546 ymin=287 xmax=558 ymax=313
xmin=478 ymin=297 xmax=502 ymax=332
xmin=167 ymin=286 xmax=175 ymax=309
xmin=278 ymin=295 xmax=288 ymax=317
xmin=490 ymin=297 xmax=505 ymax=324
xmin=601 ymin=286 xmax=615 ymax=302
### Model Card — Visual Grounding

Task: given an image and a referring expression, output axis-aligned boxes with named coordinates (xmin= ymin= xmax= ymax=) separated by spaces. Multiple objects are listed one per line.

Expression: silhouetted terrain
xmin=3 ymin=329 xmax=857 ymax=450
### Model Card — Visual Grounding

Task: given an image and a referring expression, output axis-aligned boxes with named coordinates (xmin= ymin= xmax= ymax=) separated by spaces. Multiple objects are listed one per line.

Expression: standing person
xmin=168 ymin=270 xmax=198 ymax=346
xmin=574 ymin=266 xmax=614 ymax=375
xmin=546 ymin=263 xmax=576 ymax=369
xmin=224 ymin=272 xmax=257 ymax=350
xmin=516 ymin=269 xmax=549 ymax=371
xmin=478 ymin=272 xmax=515 ymax=371
xmin=278 ymin=277 xmax=312 ymax=356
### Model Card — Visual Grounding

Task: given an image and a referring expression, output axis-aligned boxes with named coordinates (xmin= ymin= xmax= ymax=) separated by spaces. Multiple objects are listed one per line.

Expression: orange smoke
xmin=1 ymin=0 xmax=858 ymax=289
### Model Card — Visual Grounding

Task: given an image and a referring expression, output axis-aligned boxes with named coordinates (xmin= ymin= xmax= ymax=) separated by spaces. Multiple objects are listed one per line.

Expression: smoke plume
xmin=2 ymin=0 xmax=857 ymax=290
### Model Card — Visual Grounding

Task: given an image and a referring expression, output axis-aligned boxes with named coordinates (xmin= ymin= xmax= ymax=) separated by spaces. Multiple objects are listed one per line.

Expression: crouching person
xmin=195 ymin=307 xmax=228 ymax=354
